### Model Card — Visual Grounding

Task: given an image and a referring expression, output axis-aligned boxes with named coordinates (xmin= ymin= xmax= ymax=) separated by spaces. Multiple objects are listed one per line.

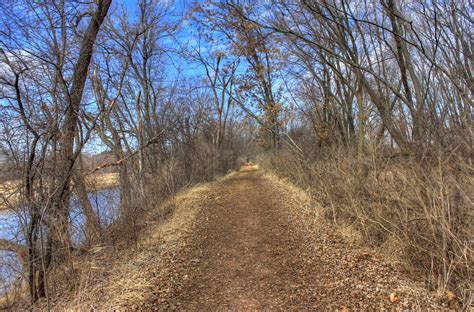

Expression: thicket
xmin=237 ymin=0 xmax=472 ymax=306
xmin=0 ymin=1 xmax=253 ymax=306
xmin=0 ymin=0 xmax=471 ymax=308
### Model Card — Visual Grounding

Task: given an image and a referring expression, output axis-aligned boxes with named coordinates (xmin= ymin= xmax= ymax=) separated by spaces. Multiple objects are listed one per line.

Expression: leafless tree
xmin=0 ymin=0 xmax=111 ymax=302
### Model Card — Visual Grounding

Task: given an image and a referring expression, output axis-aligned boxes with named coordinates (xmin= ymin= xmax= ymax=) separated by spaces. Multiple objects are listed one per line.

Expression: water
xmin=69 ymin=188 xmax=121 ymax=243
xmin=0 ymin=187 xmax=121 ymax=292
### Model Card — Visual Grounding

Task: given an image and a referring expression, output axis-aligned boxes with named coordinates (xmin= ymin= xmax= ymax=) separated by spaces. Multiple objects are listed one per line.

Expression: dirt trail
xmin=140 ymin=166 xmax=438 ymax=310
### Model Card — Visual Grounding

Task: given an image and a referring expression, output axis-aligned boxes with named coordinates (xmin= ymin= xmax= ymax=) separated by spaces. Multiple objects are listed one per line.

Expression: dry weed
xmin=258 ymin=148 xmax=473 ymax=308
xmin=47 ymin=171 xmax=238 ymax=310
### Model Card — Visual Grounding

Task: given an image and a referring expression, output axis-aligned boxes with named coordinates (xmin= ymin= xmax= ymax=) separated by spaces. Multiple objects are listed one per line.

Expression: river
xmin=0 ymin=187 xmax=121 ymax=293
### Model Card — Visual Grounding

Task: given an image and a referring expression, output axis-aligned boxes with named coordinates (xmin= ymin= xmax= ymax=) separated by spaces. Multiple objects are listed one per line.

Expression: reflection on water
xmin=0 ymin=187 xmax=121 ymax=292
xmin=69 ymin=188 xmax=120 ymax=244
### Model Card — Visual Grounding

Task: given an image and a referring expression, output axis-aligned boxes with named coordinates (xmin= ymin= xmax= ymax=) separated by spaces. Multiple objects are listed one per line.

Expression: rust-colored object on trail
xmin=240 ymin=162 xmax=258 ymax=172
xmin=389 ymin=292 xmax=399 ymax=303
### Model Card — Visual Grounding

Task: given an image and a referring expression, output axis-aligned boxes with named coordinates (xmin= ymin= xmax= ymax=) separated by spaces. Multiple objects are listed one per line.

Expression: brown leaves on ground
xmin=55 ymin=167 xmax=440 ymax=310
xmin=389 ymin=292 xmax=400 ymax=303
xmin=142 ymin=168 xmax=438 ymax=310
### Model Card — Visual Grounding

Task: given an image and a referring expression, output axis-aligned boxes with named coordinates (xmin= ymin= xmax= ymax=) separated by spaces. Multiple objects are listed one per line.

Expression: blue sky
xmin=116 ymin=0 xmax=203 ymax=75
xmin=0 ymin=0 xmax=246 ymax=155
xmin=118 ymin=0 xmax=191 ymax=18
xmin=85 ymin=0 xmax=208 ymax=154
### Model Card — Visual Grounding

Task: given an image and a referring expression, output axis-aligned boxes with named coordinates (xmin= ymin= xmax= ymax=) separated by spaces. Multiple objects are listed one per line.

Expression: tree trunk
xmin=41 ymin=0 xmax=111 ymax=302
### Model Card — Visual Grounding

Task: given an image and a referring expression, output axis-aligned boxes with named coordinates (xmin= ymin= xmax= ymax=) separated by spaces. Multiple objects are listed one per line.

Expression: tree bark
xmin=43 ymin=0 xmax=112 ymax=300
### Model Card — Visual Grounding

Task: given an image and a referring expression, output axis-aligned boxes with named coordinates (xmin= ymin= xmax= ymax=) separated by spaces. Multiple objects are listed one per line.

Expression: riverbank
xmin=0 ymin=172 xmax=119 ymax=211
xmin=35 ymin=165 xmax=444 ymax=310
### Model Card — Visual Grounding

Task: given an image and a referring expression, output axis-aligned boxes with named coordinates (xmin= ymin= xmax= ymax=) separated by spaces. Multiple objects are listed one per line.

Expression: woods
xmin=0 ymin=0 xmax=472 ymax=309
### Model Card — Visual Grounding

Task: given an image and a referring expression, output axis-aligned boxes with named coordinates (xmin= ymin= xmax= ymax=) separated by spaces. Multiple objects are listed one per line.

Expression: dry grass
xmin=258 ymin=148 xmax=473 ymax=308
xmin=263 ymin=171 xmax=365 ymax=245
xmin=262 ymin=172 xmax=313 ymax=217
xmin=41 ymin=172 xmax=238 ymax=311
xmin=85 ymin=172 xmax=119 ymax=191
xmin=3 ymin=146 xmax=237 ymax=308
xmin=73 ymin=194 xmax=201 ymax=309
xmin=0 ymin=180 xmax=20 ymax=211
xmin=94 ymin=188 xmax=204 ymax=310
xmin=261 ymin=171 xmax=443 ymax=309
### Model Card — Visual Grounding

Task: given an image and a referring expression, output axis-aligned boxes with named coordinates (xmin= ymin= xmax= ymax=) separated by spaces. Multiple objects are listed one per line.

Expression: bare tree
xmin=0 ymin=0 xmax=111 ymax=302
xmin=195 ymin=1 xmax=283 ymax=149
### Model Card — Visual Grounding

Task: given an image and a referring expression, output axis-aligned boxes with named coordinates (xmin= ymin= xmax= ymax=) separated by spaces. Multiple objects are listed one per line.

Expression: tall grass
xmin=0 ymin=142 xmax=239 ymax=309
xmin=258 ymin=145 xmax=472 ymax=307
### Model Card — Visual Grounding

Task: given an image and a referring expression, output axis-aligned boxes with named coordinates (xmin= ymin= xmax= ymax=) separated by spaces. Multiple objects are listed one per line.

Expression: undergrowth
xmin=258 ymin=146 xmax=473 ymax=308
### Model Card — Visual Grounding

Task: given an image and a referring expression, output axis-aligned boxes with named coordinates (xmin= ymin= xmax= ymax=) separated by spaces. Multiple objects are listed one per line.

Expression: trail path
xmin=137 ymin=165 xmax=437 ymax=310
xmin=66 ymin=165 xmax=439 ymax=310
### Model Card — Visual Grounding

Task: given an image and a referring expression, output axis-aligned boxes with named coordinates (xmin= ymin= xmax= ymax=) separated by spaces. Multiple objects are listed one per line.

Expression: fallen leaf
xmin=389 ymin=292 xmax=399 ymax=303
xmin=446 ymin=290 xmax=456 ymax=302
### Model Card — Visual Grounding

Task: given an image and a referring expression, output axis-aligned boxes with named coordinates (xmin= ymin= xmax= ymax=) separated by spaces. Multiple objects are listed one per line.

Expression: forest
xmin=0 ymin=0 xmax=472 ymax=309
